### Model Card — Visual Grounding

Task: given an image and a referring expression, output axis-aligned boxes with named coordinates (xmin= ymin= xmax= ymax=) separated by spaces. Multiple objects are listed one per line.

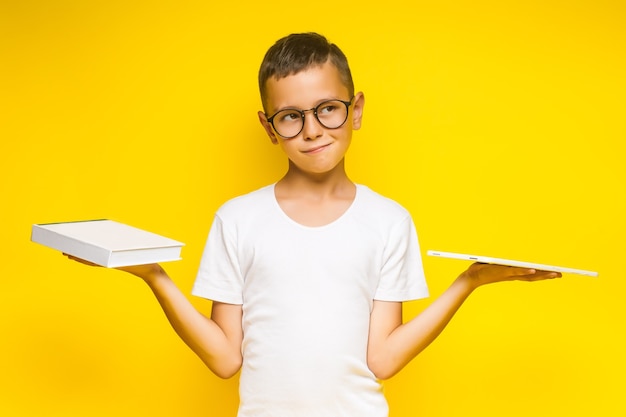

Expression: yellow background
xmin=2 ymin=1 xmax=624 ymax=416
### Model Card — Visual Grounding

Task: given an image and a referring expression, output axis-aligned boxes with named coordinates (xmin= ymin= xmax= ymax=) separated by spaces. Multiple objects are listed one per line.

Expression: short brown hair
xmin=258 ymin=32 xmax=354 ymax=110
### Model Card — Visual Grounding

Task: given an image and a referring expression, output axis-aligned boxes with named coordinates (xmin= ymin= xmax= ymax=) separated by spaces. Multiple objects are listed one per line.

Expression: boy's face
xmin=258 ymin=61 xmax=364 ymax=176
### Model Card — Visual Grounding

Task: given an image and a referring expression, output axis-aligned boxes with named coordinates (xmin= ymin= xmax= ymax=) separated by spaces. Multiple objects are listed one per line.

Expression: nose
xmin=301 ymin=108 xmax=323 ymax=140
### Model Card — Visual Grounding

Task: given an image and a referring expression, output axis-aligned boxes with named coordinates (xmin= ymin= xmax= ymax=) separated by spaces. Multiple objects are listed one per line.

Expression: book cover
xmin=31 ymin=219 xmax=185 ymax=268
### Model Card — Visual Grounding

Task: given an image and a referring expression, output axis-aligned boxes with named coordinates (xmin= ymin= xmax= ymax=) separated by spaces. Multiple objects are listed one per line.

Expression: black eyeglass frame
xmin=265 ymin=97 xmax=354 ymax=139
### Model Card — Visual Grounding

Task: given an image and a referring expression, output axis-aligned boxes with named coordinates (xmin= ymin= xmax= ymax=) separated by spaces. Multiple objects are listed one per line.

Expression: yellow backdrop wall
xmin=2 ymin=1 xmax=624 ymax=416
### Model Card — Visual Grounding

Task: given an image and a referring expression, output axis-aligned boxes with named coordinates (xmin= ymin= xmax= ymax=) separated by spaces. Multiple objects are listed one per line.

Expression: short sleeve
xmin=374 ymin=215 xmax=429 ymax=302
xmin=191 ymin=214 xmax=244 ymax=304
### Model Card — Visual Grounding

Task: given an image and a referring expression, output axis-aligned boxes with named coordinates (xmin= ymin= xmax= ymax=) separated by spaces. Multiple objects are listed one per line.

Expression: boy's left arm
xmin=366 ymin=263 xmax=561 ymax=380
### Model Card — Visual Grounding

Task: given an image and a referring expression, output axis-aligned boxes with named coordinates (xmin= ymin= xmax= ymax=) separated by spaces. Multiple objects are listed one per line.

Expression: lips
xmin=302 ymin=143 xmax=331 ymax=154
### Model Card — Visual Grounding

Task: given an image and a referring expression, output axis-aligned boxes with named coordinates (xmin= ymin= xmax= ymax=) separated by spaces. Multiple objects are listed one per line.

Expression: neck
xmin=277 ymin=159 xmax=354 ymax=197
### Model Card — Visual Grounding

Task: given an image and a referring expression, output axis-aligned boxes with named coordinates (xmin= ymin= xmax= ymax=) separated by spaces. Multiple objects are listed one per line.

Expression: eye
xmin=279 ymin=110 xmax=301 ymax=123
xmin=318 ymin=102 xmax=338 ymax=115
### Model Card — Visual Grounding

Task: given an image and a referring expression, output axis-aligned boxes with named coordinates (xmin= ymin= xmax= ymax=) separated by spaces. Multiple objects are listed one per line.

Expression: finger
xmin=490 ymin=265 xmax=537 ymax=278
xmin=496 ymin=265 xmax=560 ymax=283
xmin=63 ymin=253 xmax=101 ymax=267
xmin=516 ymin=270 xmax=562 ymax=281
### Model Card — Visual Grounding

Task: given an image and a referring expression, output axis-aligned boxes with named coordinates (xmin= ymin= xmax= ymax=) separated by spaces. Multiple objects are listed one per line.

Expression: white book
xmin=31 ymin=219 xmax=185 ymax=268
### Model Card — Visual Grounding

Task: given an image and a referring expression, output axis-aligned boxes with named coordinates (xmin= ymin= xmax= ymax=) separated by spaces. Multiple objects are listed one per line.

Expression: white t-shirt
xmin=192 ymin=184 xmax=429 ymax=417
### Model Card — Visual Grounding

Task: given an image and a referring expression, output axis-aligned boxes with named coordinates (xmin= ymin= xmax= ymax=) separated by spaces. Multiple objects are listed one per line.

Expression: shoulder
xmin=216 ymin=184 xmax=275 ymax=218
xmin=355 ymin=184 xmax=411 ymax=219
xmin=349 ymin=185 xmax=415 ymax=237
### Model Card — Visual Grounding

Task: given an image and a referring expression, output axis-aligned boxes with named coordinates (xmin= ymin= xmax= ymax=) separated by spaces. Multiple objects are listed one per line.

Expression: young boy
xmin=68 ymin=32 xmax=560 ymax=416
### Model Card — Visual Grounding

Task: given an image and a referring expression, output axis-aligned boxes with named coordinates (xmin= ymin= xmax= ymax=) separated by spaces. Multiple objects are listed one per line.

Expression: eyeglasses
xmin=265 ymin=98 xmax=353 ymax=139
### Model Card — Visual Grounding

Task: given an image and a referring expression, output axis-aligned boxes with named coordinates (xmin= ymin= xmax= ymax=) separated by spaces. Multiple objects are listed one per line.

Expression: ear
xmin=258 ymin=111 xmax=279 ymax=144
xmin=351 ymin=92 xmax=365 ymax=130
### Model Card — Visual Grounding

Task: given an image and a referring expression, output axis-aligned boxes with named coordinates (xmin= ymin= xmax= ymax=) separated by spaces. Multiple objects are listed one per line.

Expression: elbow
xmin=212 ymin=367 xmax=240 ymax=380
xmin=370 ymin=367 xmax=399 ymax=381
xmin=205 ymin=353 xmax=243 ymax=379
xmin=367 ymin=354 xmax=401 ymax=381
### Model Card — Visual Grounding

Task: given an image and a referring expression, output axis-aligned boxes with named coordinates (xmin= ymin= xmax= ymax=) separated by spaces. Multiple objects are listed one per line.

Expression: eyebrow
xmin=269 ymin=97 xmax=348 ymax=114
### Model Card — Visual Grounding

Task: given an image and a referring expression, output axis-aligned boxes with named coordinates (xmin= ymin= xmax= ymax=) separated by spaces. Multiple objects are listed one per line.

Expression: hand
xmin=461 ymin=262 xmax=562 ymax=290
xmin=63 ymin=253 xmax=165 ymax=281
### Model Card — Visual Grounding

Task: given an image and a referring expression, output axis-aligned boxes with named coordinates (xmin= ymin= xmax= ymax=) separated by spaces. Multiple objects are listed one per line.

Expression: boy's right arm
xmin=140 ymin=265 xmax=243 ymax=379
xmin=68 ymin=257 xmax=243 ymax=379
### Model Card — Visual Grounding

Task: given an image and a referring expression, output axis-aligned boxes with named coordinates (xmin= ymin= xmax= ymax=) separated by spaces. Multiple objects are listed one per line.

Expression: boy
xmin=68 ymin=33 xmax=560 ymax=416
